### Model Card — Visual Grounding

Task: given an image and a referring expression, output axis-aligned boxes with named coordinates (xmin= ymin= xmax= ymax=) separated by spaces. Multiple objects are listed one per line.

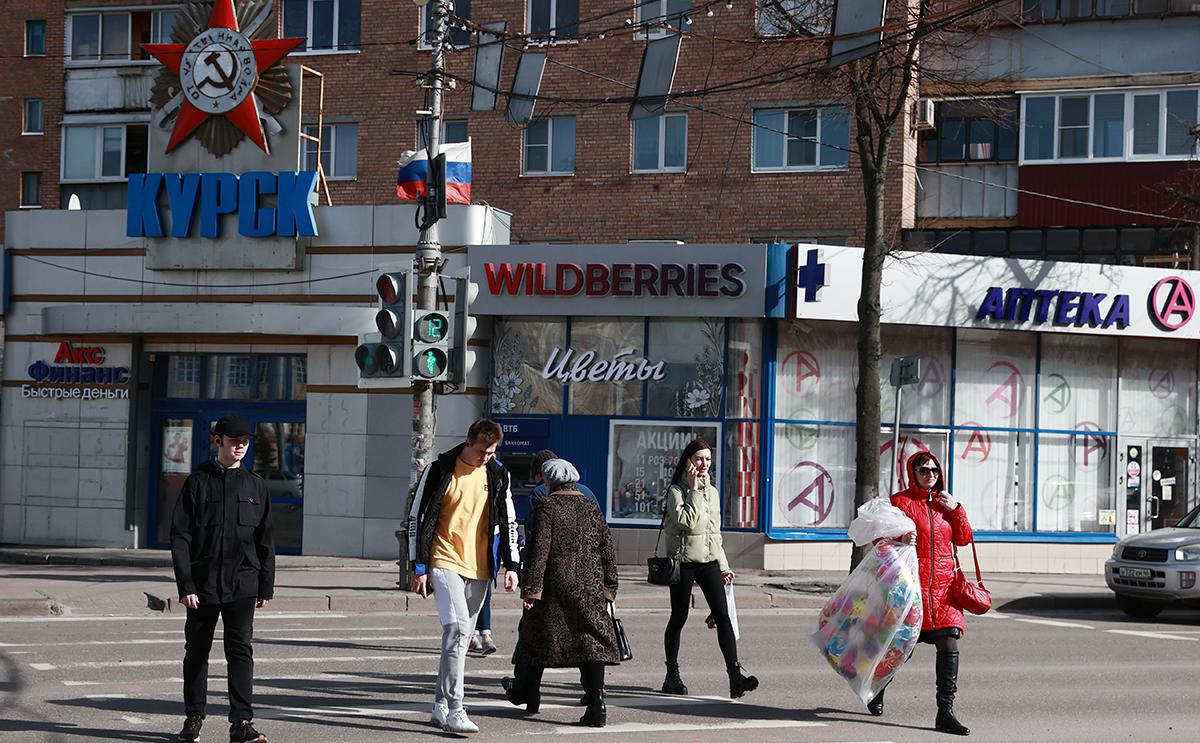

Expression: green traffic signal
xmin=416 ymin=312 xmax=449 ymax=343
xmin=413 ymin=348 xmax=448 ymax=379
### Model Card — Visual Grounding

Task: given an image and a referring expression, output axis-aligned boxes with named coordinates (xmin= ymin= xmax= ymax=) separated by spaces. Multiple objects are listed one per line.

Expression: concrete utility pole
xmin=401 ymin=0 xmax=448 ymax=587
xmin=413 ymin=0 xmax=447 ymax=474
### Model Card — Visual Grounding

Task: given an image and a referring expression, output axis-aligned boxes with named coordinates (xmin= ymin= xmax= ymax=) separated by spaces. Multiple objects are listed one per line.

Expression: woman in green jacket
xmin=660 ymin=437 xmax=759 ymax=699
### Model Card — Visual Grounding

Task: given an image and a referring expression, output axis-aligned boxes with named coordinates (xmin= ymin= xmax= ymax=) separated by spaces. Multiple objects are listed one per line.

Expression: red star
xmin=142 ymin=0 xmax=303 ymax=154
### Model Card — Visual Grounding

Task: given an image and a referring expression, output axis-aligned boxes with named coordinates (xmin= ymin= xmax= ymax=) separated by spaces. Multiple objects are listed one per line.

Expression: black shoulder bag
xmin=646 ymin=496 xmax=680 ymax=586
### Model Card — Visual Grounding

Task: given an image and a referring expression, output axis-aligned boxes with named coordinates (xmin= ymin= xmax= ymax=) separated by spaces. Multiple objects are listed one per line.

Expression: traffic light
xmin=355 ymin=269 xmax=412 ymax=378
xmin=412 ymin=309 xmax=452 ymax=382
xmin=450 ymin=272 xmax=478 ymax=386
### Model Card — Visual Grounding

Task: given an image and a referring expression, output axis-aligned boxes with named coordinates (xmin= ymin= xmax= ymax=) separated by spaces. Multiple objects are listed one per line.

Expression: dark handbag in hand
xmin=950 ymin=540 xmax=992 ymax=615
xmin=608 ymin=602 xmax=633 ymax=661
xmin=646 ymin=502 xmax=679 ymax=585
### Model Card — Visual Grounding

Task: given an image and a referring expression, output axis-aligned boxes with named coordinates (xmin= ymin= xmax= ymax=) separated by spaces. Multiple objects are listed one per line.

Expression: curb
xmin=0 ymin=598 xmax=61 ymax=616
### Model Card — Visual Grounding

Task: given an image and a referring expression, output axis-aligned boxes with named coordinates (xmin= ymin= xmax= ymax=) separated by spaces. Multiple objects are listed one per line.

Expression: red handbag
xmin=951 ymin=541 xmax=992 ymax=615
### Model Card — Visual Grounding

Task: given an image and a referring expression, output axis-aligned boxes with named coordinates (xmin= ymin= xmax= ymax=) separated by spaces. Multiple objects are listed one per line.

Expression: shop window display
xmin=1118 ymin=338 xmax=1196 ymax=437
xmin=567 ymin=318 xmax=645 ymax=415
xmin=1039 ymin=335 xmax=1117 ymax=432
xmin=879 ymin=326 xmax=952 ymax=427
xmin=775 ymin=321 xmax=856 ymax=424
xmin=952 ymin=427 xmax=1032 ymax=531
xmin=490 ymin=317 xmax=567 ymax=414
xmin=726 ymin=319 xmax=762 ymax=419
xmin=953 ymin=329 xmax=1035 ymax=429
xmin=724 ymin=422 xmax=760 ymax=529
xmin=771 ymin=423 xmax=855 ymax=529
xmin=1037 ymin=433 xmax=1114 ymax=533
xmin=646 ymin=318 xmax=725 ymax=418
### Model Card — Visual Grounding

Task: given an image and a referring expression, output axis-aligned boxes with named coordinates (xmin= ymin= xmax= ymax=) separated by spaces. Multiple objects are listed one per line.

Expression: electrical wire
xmin=12 ymin=254 xmax=383 ymax=289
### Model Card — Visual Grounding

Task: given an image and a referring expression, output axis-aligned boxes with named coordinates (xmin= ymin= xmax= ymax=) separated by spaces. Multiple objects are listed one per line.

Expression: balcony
xmin=917 ymin=165 xmax=1019 ymax=220
xmin=65 ymin=65 xmax=156 ymax=113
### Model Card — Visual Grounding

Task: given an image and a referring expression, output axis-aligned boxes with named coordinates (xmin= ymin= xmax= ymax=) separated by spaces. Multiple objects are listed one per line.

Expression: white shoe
xmin=468 ymin=633 xmax=484 ymax=653
xmin=430 ymin=703 xmax=449 ymax=728
xmin=443 ymin=708 xmax=479 ymax=734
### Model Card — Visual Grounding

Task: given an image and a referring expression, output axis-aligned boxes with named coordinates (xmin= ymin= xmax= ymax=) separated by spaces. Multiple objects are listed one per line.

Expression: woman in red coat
xmin=873 ymin=450 xmax=972 ymax=736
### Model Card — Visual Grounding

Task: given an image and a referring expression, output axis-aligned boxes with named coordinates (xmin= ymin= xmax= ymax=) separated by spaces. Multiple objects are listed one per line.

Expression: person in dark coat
xmin=502 ymin=459 xmax=620 ymax=728
xmin=170 ymin=414 xmax=274 ymax=743
xmin=876 ymin=450 xmax=973 ymax=736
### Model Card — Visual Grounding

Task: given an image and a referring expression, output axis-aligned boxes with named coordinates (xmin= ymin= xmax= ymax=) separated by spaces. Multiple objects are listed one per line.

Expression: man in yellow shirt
xmin=408 ymin=419 xmax=520 ymax=734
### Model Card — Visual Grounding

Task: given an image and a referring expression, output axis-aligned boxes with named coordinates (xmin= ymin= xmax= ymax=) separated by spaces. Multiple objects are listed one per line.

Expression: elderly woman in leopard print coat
xmin=503 ymin=458 xmax=620 ymax=728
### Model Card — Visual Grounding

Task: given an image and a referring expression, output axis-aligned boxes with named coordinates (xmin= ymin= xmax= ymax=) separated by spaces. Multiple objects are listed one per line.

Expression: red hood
xmin=898 ymin=450 xmax=945 ymax=498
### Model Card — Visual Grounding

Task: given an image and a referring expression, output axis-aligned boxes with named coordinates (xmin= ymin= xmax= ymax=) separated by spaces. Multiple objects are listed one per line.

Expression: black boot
xmin=661 ymin=661 xmax=688 ymax=695
xmin=727 ymin=663 xmax=759 ymax=699
xmin=501 ymin=665 xmax=542 ymax=714
xmin=579 ymin=662 xmax=606 ymax=728
xmin=867 ymin=686 xmax=885 ymax=716
xmin=934 ymin=651 xmax=970 ymax=736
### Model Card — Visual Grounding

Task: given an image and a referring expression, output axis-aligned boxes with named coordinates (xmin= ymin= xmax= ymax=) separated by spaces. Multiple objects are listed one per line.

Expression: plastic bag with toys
xmin=811 ymin=498 xmax=923 ymax=706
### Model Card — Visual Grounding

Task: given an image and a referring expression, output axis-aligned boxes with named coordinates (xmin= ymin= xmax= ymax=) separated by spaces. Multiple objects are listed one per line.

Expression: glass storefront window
xmin=607 ymin=419 xmax=721 ymax=525
xmin=156 ymin=418 xmax=194 ymax=545
xmin=254 ymin=421 xmax=305 ymax=551
xmin=776 ymin=321 xmax=856 ymax=424
xmin=160 ymin=354 xmax=305 ymax=400
xmin=724 ymin=422 xmax=759 ymax=529
xmin=491 ymin=317 xmax=567 ymax=414
xmin=1037 ymin=433 xmax=1114 ymax=533
xmin=167 ymin=355 xmax=201 ymax=398
xmin=771 ymin=423 xmax=855 ymax=529
xmin=726 ymin=319 xmax=762 ymax=419
xmin=880 ymin=326 xmax=952 ymax=426
xmin=954 ymin=329 xmax=1035 ymax=430
xmin=879 ymin=429 xmax=949 ymax=496
xmin=567 ymin=318 xmax=645 ymax=415
xmin=1118 ymin=338 xmax=1196 ymax=437
xmin=1039 ymin=335 xmax=1118 ymax=432
xmin=952 ymin=427 xmax=1033 ymax=531
xmin=646 ymin=318 xmax=726 ymax=418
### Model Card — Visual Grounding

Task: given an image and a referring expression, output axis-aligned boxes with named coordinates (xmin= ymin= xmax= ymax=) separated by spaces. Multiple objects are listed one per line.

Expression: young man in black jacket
xmin=408 ymin=418 xmax=521 ymax=734
xmin=171 ymin=415 xmax=275 ymax=743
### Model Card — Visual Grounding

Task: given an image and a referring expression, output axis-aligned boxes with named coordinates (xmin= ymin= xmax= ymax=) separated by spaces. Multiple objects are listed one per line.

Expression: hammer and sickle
xmin=196 ymin=49 xmax=238 ymax=92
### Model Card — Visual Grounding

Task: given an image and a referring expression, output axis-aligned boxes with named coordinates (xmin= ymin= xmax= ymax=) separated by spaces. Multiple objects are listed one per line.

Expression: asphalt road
xmin=1 ymin=602 xmax=1198 ymax=743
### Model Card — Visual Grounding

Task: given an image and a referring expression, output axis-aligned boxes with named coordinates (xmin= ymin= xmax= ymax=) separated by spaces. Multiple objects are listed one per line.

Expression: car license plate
xmin=1119 ymin=567 xmax=1152 ymax=579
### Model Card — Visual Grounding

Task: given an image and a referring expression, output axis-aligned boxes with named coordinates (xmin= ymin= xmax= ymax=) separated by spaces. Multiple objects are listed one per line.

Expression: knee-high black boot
xmin=934 ymin=651 xmax=969 ymax=736
xmin=578 ymin=662 xmax=606 ymax=728
xmin=501 ymin=664 xmax=542 ymax=714
xmin=867 ymin=685 xmax=885 ymax=716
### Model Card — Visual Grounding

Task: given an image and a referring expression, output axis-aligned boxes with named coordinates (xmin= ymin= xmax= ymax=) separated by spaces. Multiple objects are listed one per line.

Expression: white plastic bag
xmin=811 ymin=538 xmax=923 ymax=706
xmin=725 ymin=583 xmax=739 ymax=640
xmin=847 ymin=497 xmax=917 ymax=546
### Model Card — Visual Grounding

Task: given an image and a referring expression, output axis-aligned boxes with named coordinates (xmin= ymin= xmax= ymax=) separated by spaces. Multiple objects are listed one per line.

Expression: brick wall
xmin=289 ymin=0 xmax=915 ymax=246
xmin=0 ymin=1 xmax=65 ymax=241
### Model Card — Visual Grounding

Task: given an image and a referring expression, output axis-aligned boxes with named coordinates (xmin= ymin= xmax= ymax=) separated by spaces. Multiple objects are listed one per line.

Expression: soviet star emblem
xmin=144 ymin=0 xmax=303 ymax=156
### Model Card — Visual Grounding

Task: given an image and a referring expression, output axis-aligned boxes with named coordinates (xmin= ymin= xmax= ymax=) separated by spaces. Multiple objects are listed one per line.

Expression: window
xmin=633 ymin=113 xmax=687 ymax=172
xmin=421 ymin=0 xmax=470 ymax=48
xmin=919 ymin=99 xmax=1018 ymax=163
xmin=61 ymin=123 xmax=148 ymax=181
xmin=638 ymin=0 xmax=691 ymax=35
xmin=419 ymin=119 xmax=469 ymax=147
xmin=1024 ymin=89 xmax=1200 ymax=162
xmin=23 ymin=99 xmax=44 ymax=135
xmin=757 ymin=0 xmax=832 ymax=36
xmin=302 ymin=123 xmax=358 ymax=179
xmin=20 ymin=172 xmax=41 ymax=208
xmin=25 ymin=20 xmax=46 ymax=56
xmin=70 ymin=13 xmax=132 ymax=61
xmin=524 ymin=116 xmax=575 ymax=175
xmin=529 ymin=0 xmax=579 ymax=39
xmin=752 ymin=106 xmax=849 ymax=171
xmin=152 ymin=9 xmax=179 ymax=43
xmin=284 ymin=0 xmax=361 ymax=52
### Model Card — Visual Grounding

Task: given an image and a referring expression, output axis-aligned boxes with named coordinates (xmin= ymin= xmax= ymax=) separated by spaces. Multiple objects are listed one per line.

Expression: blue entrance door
xmin=149 ymin=402 xmax=306 ymax=553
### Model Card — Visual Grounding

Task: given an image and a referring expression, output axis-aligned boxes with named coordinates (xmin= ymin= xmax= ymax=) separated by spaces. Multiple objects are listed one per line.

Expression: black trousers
xmin=664 ymin=560 xmax=738 ymax=669
xmin=183 ymin=596 xmax=257 ymax=722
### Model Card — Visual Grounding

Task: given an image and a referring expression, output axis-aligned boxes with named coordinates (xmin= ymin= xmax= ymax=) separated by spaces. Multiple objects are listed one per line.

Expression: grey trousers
xmin=430 ymin=567 xmax=489 ymax=710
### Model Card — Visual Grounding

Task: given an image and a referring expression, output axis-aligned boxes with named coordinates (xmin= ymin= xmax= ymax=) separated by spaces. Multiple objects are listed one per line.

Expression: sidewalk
xmin=0 ymin=546 xmax=1114 ymax=617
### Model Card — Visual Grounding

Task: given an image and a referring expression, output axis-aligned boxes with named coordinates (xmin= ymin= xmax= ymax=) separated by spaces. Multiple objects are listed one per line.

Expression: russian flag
xmin=396 ymin=140 xmax=472 ymax=204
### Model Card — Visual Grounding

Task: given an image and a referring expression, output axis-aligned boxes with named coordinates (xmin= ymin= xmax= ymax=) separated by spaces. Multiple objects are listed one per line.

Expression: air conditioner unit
xmin=915 ymin=99 xmax=936 ymax=130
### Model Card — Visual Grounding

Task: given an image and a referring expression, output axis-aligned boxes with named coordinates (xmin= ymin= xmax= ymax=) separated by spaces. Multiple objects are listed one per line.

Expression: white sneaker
xmin=443 ymin=708 xmax=479 ymax=734
xmin=468 ymin=633 xmax=484 ymax=653
xmin=430 ymin=703 xmax=449 ymax=728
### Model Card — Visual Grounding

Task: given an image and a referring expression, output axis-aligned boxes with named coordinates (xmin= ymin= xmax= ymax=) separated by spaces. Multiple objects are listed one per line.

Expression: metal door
xmin=1148 ymin=444 xmax=1192 ymax=530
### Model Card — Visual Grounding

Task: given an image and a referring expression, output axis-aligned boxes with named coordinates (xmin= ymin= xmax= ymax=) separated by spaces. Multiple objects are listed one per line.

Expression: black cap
xmin=214 ymin=414 xmax=251 ymax=438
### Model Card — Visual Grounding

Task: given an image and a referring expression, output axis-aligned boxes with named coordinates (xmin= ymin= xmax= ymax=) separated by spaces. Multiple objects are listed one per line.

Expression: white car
xmin=1104 ymin=504 xmax=1200 ymax=619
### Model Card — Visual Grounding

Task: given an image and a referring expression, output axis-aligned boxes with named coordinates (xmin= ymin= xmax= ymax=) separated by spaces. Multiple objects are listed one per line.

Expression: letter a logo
xmin=1148 ymin=276 xmax=1195 ymax=332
